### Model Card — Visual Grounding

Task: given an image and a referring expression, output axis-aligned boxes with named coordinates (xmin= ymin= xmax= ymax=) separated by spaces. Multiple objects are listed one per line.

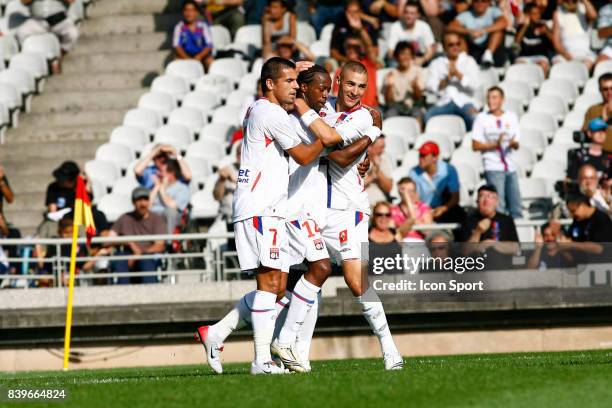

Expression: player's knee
xmin=309 ymin=260 xmax=332 ymax=284
xmin=343 ymin=274 xmax=362 ymax=297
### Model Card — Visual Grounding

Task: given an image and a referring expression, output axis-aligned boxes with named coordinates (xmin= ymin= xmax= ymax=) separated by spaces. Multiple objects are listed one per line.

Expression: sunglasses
xmin=375 ymin=212 xmax=391 ymax=217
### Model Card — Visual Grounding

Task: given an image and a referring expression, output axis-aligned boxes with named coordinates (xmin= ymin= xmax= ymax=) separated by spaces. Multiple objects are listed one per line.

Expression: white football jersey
xmin=319 ymin=96 xmax=373 ymax=214
xmin=286 ymin=113 xmax=328 ymax=226
xmin=232 ymin=98 xmax=301 ymax=223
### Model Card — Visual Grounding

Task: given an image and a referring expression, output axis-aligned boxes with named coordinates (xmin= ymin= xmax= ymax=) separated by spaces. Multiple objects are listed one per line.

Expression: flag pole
xmin=62 ymin=217 xmax=80 ymax=370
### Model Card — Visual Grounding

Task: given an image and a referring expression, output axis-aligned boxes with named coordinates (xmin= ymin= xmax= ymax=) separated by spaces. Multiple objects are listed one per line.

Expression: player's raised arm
xmin=294 ymin=98 xmax=344 ymax=147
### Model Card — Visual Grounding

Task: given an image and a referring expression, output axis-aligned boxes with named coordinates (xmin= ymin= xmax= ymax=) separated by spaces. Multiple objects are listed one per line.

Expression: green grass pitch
xmin=1 ymin=349 xmax=611 ymax=408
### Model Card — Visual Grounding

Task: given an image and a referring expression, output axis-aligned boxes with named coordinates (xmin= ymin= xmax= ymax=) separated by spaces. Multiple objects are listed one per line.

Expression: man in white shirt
xmin=471 ymin=86 xmax=523 ymax=219
xmin=424 ymin=32 xmax=480 ymax=131
xmin=387 ymin=1 xmax=436 ymax=66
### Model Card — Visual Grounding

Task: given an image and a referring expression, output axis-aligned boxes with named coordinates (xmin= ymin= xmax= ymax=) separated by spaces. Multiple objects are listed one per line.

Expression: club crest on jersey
xmin=314 ymin=238 xmax=324 ymax=250
xmin=339 ymin=230 xmax=348 ymax=245
xmin=270 ymin=247 xmax=279 ymax=260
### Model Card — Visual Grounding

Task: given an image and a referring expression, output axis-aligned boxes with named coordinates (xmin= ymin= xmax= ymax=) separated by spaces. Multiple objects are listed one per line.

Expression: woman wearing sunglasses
xmin=369 ymin=202 xmax=398 ymax=243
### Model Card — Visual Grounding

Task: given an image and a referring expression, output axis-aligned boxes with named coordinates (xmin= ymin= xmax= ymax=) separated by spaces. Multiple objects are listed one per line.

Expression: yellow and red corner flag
xmin=63 ymin=175 xmax=96 ymax=370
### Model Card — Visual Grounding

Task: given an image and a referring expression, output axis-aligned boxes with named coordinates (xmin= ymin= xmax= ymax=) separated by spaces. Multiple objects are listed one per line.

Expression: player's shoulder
xmin=320 ymin=96 xmax=338 ymax=116
xmin=250 ymin=98 xmax=287 ymax=118
xmin=350 ymin=106 xmax=374 ymax=126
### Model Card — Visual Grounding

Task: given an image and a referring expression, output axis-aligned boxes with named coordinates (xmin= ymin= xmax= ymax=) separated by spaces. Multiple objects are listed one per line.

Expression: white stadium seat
xmin=97 ymin=193 xmax=133 ymax=223
xmin=209 ymin=58 xmax=246 ymax=85
xmin=309 ymin=40 xmax=330 ymax=58
xmin=572 ymin=93 xmax=603 ymax=114
xmin=0 ymin=82 xmax=21 ymax=112
xmin=190 ymin=189 xmax=220 ymax=219
xmin=519 ymin=112 xmax=557 ymax=141
xmin=195 ymin=74 xmax=234 ymax=96
xmin=450 ymin=147 xmax=483 ymax=175
xmin=238 ymin=72 xmax=259 ymax=93
xmin=95 ymin=142 xmax=134 ymax=170
xmin=184 ymin=156 xmax=212 ymax=180
xmin=499 ymin=80 xmax=534 ymax=107
xmin=250 ymin=58 xmax=263 ymax=75
xmin=0 ymin=67 xmax=36 ymax=100
xmin=153 ymin=124 xmax=192 ymax=152
xmin=519 ymin=177 xmax=550 ymax=201
xmin=593 ymin=60 xmax=612 ymax=80
xmin=514 ymin=145 xmax=537 ymax=174
xmin=21 ymin=33 xmax=61 ymax=60
xmin=400 ymin=150 xmax=419 ymax=169
xmin=109 ymin=126 xmax=148 ymax=153
xmin=233 ymin=24 xmax=262 ymax=48
xmin=168 ymin=106 xmax=206 ymax=138
xmin=382 ymin=116 xmax=420 ymax=147
xmin=210 ymin=25 xmax=231 ymax=49
xmin=582 ymin=77 xmax=599 ymax=96
xmin=425 ymin=114 xmax=466 ymax=144
xmin=519 ymin=128 xmax=547 ymax=156
xmin=9 ymin=52 xmax=48 ymax=93
xmin=297 ymin=22 xmax=317 ymax=46
xmin=112 ymin=175 xmax=140 ymax=196
xmin=550 ymin=61 xmax=589 ymax=88
xmin=320 ymin=23 xmax=334 ymax=42
xmin=453 ymin=162 xmax=480 ymax=193
xmin=542 ymin=143 xmax=574 ymax=168
xmin=226 ymin=89 xmax=255 ymax=108
xmin=0 ymin=35 xmax=19 ymax=63
xmin=200 ymin=123 xmax=234 ymax=143
xmin=138 ymin=91 xmax=176 ymax=121
xmin=186 ymin=139 xmax=226 ymax=165
xmin=459 ymin=184 xmax=474 ymax=208
xmin=165 ymin=59 xmax=204 ymax=87
xmin=123 ymin=108 xmax=161 ymax=138
xmin=504 ymin=64 xmax=545 ymax=91
xmin=552 ymin=128 xmax=579 ymax=147
xmin=503 ymin=97 xmax=524 ymax=117
xmin=211 ymin=105 xmax=242 ymax=127
xmin=562 ymin=110 xmax=586 ymax=131
xmin=538 ymin=78 xmax=578 ymax=107
xmin=531 ymin=160 xmax=566 ymax=183
xmin=528 ymin=95 xmax=567 ymax=122
xmin=384 ymin=133 xmax=408 ymax=165
xmin=85 ymin=159 xmax=121 ymax=189
xmin=151 ymin=75 xmax=190 ymax=104
xmin=414 ymin=133 xmax=454 ymax=160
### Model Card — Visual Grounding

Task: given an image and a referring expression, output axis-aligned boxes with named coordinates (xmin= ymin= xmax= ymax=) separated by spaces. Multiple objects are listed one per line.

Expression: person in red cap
xmin=409 ymin=141 xmax=465 ymax=227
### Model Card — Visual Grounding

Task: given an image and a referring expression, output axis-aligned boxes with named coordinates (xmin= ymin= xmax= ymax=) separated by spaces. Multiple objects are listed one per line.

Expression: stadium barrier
xmin=0 ymin=219 xmax=572 ymax=288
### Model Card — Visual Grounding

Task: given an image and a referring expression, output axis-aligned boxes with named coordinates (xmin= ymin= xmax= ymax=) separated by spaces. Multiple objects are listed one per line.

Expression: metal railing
xmin=0 ymin=219 xmax=573 ymax=289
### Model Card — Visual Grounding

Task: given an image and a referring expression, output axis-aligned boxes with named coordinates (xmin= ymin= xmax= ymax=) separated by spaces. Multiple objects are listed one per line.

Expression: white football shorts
xmin=321 ymin=209 xmax=369 ymax=263
xmin=234 ymin=216 xmax=287 ymax=272
xmin=284 ymin=217 xmax=329 ymax=271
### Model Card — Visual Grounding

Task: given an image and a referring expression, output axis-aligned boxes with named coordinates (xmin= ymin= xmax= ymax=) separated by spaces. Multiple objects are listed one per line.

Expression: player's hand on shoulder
xmin=362 ymin=105 xmax=382 ymax=129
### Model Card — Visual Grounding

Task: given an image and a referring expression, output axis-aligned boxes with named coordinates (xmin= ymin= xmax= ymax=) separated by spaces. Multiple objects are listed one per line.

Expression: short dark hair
xmin=599 ymin=72 xmax=612 ymax=86
xmin=341 ymin=60 xmax=367 ymax=76
xmin=404 ymin=1 xmax=420 ymax=11
xmin=397 ymin=176 xmax=415 ymax=186
xmin=443 ymin=31 xmax=460 ymax=45
xmin=393 ymin=41 xmax=414 ymax=58
xmin=566 ymin=192 xmax=591 ymax=206
xmin=487 ymin=86 xmax=504 ymax=98
xmin=182 ymin=0 xmax=200 ymax=11
xmin=260 ymin=57 xmax=296 ymax=93
xmin=166 ymin=159 xmax=182 ymax=179
xmin=297 ymin=64 xmax=329 ymax=85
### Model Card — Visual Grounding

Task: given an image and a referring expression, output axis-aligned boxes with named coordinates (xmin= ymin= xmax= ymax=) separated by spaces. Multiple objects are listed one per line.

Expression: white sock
xmin=277 ymin=275 xmax=320 ymax=347
xmin=357 ymin=288 xmax=398 ymax=355
xmin=207 ymin=291 xmax=254 ymax=344
xmin=296 ymin=291 xmax=321 ymax=363
xmin=483 ymin=49 xmax=494 ymax=63
xmin=273 ymin=292 xmax=292 ymax=341
xmin=251 ymin=290 xmax=277 ymax=364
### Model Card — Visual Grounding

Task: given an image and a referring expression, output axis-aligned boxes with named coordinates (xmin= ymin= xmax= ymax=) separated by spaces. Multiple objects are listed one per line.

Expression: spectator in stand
xmin=110 ymin=187 xmax=167 ymax=284
xmin=448 ymin=0 xmax=509 ymax=67
xmin=330 ymin=0 xmax=379 ymax=65
xmin=332 ymin=34 xmax=380 ymax=107
xmin=309 ymin=0 xmax=345 ymax=36
xmin=391 ymin=177 xmax=433 ymax=241
xmin=134 ymin=144 xmax=192 ymax=190
xmin=45 ymin=160 xmax=79 ymax=216
xmin=149 ymin=159 xmax=191 ymax=234
xmin=173 ymin=0 xmax=215 ymax=71
xmin=435 ymin=0 xmax=472 ymax=38
xmin=409 ymin=141 xmax=465 ymax=224
xmin=369 ymin=201 xmax=399 ymax=243
xmin=262 ymin=0 xmax=297 ymax=59
xmin=363 ymin=0 xmax=400 ymax=24
xmin=582 ymin=73 xmax=612 ymax=153
xmin=424 ymin=32 xmax=480 ymax=131
xmin=596 ymin=2 xmax=612 ymax=63
xmin=263 ymin=35 xmax=315 ymax=61
xmin=214 ymin=142 xmax=240 ymax=222
xmin=566 ymin=192 xmax=612 ymax=243
xmin=551 ymin=0 xmax=598 ymax=70
xmin=365 ymin=136 xmax=393 ymax=205
xmin=531 ymin=0 xmax=558 ymax=21
xmin=567 ymin=118 xmax=612 ymax=181
xmin=196 ymin=0 xmax=244 ymax=38
xmin=383 ymin=41 xmax=427 ymax=120
xmin=514 ymin=3 xmax=555 ymax=76
xmin=577 ymin=164 xmax=611 ymax=217
xmin=526 ymin=221 xmax=575 ymax=269
xmin=0 ymin=165 xmax=14 ymax=222
xmin=387 ymin=2 xmax=437 ymax=66
xmin=16 ymin=0 xmax=79 ymax=60
xmin=472 ymin=86 xmax=523 ymax=219
xmin=462 ymin=184 xmax=519 ymax=268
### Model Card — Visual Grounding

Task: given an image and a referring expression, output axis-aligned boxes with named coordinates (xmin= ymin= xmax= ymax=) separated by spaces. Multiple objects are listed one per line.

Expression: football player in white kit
xmin=296 ymin=61 xmax=404 ymax=370
xmin=194 ymin=58 xmax=338 ymax=375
